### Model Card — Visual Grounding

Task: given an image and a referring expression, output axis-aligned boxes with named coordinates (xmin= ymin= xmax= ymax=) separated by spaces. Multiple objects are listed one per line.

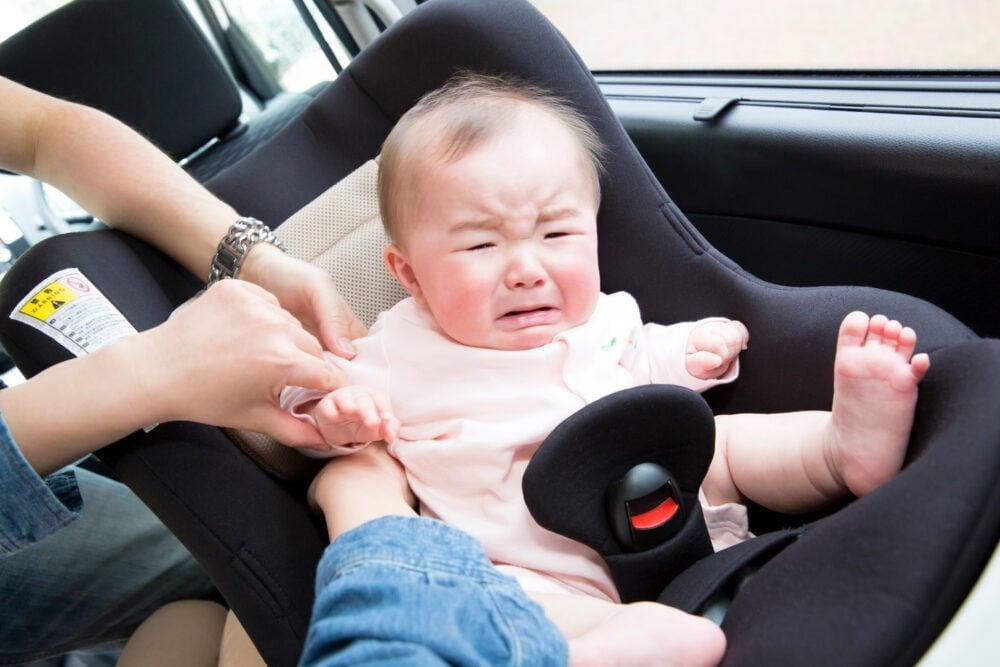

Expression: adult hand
xmin=143 ymin=280 xmax=342 ymax=446
xmin=2 ymin=280 xmax=342 ymax=475
xmin=240 ymin=243 xmax=366 ymax=358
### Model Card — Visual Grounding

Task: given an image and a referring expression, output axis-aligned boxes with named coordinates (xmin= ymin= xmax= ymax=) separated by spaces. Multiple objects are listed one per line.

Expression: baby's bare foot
xmin=827 ymin=312 xmax=930 ymax=497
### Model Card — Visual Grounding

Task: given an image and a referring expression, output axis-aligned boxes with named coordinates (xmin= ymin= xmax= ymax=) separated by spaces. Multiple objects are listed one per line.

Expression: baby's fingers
xmin=380 ymin=416 xmax=401 ymax=444
xmin=368 ymin=393 xmax=399 ymax=443
xmin=694 ymin=332 xmax=730 ymax=358
xmin=723 ymin=320 xmax=750 ymax=350
xmin=337 ymin=391 xmax=384 ymax=431
xmin=687 ymin=350 xmax=725 ymax=379
xmin=702 ymin=324 xmax=746 ymax=356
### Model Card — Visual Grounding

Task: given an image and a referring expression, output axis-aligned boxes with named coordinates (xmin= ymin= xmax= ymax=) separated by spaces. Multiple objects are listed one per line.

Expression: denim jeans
xmin=0 ymin=466 xmax=215 ymax=665
xmin=300 ymin=516 xmax=569 ymax=666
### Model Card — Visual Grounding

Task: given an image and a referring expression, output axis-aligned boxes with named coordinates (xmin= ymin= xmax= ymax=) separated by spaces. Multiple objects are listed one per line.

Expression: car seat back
xmin=195 ymin=2 xmax=1000 ymax=663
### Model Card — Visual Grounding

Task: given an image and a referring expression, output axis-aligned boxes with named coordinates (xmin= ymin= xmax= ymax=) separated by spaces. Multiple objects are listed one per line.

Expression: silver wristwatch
xmin=207 ymin=217 xmax=284 ymax=285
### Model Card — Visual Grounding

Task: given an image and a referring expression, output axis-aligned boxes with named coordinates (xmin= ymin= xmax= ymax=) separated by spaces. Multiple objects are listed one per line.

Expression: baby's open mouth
xmin=503 ymin=306 xmax=553 ymax=318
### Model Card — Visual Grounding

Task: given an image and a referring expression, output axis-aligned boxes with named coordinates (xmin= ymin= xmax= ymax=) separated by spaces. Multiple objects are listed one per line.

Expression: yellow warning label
xmin=18 ymin=280 xmax=79 ymax=321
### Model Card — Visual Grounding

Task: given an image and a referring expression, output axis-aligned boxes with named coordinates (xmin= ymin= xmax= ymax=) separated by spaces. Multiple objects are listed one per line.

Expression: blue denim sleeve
xmin=299 ymin=515 xmax=568 ymax=667
xmin=0 ymin=410 xmax=82 ymax=556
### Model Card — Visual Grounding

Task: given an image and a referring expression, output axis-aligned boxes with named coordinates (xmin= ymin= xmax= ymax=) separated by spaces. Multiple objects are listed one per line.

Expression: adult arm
xmin=0 ymin=75 xmax=364 ymax=353
xmin=0 ymin=75 xmax=233 ymax=281
xmin=300 ymin=516 xmax=568 ymax=667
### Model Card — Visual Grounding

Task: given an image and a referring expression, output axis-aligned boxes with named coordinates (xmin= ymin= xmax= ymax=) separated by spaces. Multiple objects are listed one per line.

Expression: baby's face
xmin=385 ymin=106 xmax=601 ymax=351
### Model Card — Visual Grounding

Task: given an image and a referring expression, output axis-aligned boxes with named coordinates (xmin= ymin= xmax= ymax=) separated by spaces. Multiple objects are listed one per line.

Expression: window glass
xmin=220 ymin=0 xmax=338 ymax=91
xmin=529 ymin=0 xmax=999 ymax=71
xmin=0 ymin=0 xmax=72 ymax=41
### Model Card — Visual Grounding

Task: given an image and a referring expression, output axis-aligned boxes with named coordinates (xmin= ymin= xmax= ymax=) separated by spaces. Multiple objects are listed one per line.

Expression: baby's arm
xmin=685 ymin=320 xmax=749 ymax=380
xmin=309 ymin=440 xmax=418 ymax=541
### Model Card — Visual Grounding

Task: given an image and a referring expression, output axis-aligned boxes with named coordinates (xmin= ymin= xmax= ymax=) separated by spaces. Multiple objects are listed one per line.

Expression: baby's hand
xmin=686 ymin=320 xmax=749 ymax=380
xmin=308 ymin=386 xmax=400 ymax=450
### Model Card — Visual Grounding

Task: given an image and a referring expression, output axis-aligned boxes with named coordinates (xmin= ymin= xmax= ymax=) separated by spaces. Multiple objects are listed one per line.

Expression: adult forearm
xmin=0 ymin=335 xmax=168 ymax=476
xmin=31 ymin=100 xmax=237 ymax=280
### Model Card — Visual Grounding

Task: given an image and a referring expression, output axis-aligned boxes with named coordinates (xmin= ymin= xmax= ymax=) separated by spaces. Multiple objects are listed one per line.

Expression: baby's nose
xmin=505 ymin=252 xmax=547 ymax=288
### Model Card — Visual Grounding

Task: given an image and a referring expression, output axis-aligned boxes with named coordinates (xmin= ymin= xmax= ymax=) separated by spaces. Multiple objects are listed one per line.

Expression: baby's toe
xmin=838 ymin=311 xmax=871 ymax=348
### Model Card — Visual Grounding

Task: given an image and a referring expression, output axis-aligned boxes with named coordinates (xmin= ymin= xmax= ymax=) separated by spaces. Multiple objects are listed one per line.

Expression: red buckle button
xmin=629 ymin=497 xmax=679 ymax=530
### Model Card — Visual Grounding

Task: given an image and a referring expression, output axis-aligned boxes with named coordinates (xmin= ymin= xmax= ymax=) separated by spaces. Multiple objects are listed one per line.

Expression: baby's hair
xmin=378 ymin=70 xmax=607 ymax=240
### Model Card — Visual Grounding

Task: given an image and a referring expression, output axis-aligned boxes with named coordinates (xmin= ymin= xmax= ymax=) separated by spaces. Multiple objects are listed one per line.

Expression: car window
xmin=0 ymin=0 xmax=72 ymax=41
xmin=217 ymin=0 xmax=341 ymax=92
xmin=529 ymin=0 xmax=999 ymax=71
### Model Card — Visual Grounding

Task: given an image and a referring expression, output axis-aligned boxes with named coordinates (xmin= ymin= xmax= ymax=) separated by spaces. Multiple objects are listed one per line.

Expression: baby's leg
xmin=532 ymin=593 xmax=725 ymax=667
xmin=308 ymin=441 xmax=417 ymax=541
xmin=703 ymin=312 xmax=929 ymax=512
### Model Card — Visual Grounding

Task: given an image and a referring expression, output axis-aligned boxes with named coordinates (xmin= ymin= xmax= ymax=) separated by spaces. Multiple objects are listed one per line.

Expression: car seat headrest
xmin=0 ymin=0 xmax=243 ymax=161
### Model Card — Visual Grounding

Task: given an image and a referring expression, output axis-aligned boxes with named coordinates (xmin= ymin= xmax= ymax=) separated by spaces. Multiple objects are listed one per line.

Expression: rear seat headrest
xmin=0 ymin=0 xmax=243 ymax=160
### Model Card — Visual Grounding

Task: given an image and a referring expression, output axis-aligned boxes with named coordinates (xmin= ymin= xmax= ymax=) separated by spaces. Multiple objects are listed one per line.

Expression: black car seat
xmin=0 ymin=0 xmax=316 ymax=184
xmin=0 ymin=1 xmax=997 ymax=665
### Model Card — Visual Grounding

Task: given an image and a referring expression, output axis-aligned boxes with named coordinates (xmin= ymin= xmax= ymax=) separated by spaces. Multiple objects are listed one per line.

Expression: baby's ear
xmin=384 ymin=244 xmax=425 ymax=305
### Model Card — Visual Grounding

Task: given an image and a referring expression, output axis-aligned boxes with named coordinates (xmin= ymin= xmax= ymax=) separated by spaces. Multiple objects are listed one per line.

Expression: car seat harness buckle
xmin=609 ymin=462 xmax=686 ymax=551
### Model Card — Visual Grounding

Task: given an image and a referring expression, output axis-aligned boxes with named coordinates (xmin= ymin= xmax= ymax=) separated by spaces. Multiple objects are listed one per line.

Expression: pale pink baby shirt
xmin=282 ymin=291 xmax=746 ymax=602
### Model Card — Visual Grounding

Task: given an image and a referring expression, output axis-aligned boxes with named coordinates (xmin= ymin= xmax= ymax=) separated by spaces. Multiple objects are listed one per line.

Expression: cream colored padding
xmin=275 ymin=159 xmax=408 ymax=327
xmin=227 ymin=159 xmax=407 ymax=479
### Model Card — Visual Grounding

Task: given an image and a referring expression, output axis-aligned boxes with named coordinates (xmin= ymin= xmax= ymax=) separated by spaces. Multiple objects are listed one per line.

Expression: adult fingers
xmin=256 ymin=408 xmax=328 ymax=447
xmin=283 ymin=352 xmax=347 ymax=393
xmin=280 ymin=317 xmax=331 ymax=361
xmin=290 ymin=271 xmax=367 ymax=357
xmin=319 ymin=307 xmax=367 ymax=359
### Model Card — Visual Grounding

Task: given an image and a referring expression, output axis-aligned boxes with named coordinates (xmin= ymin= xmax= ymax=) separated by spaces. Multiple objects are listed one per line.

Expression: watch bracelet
xmin=207 ymin=217 xmax=284 ymax=285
